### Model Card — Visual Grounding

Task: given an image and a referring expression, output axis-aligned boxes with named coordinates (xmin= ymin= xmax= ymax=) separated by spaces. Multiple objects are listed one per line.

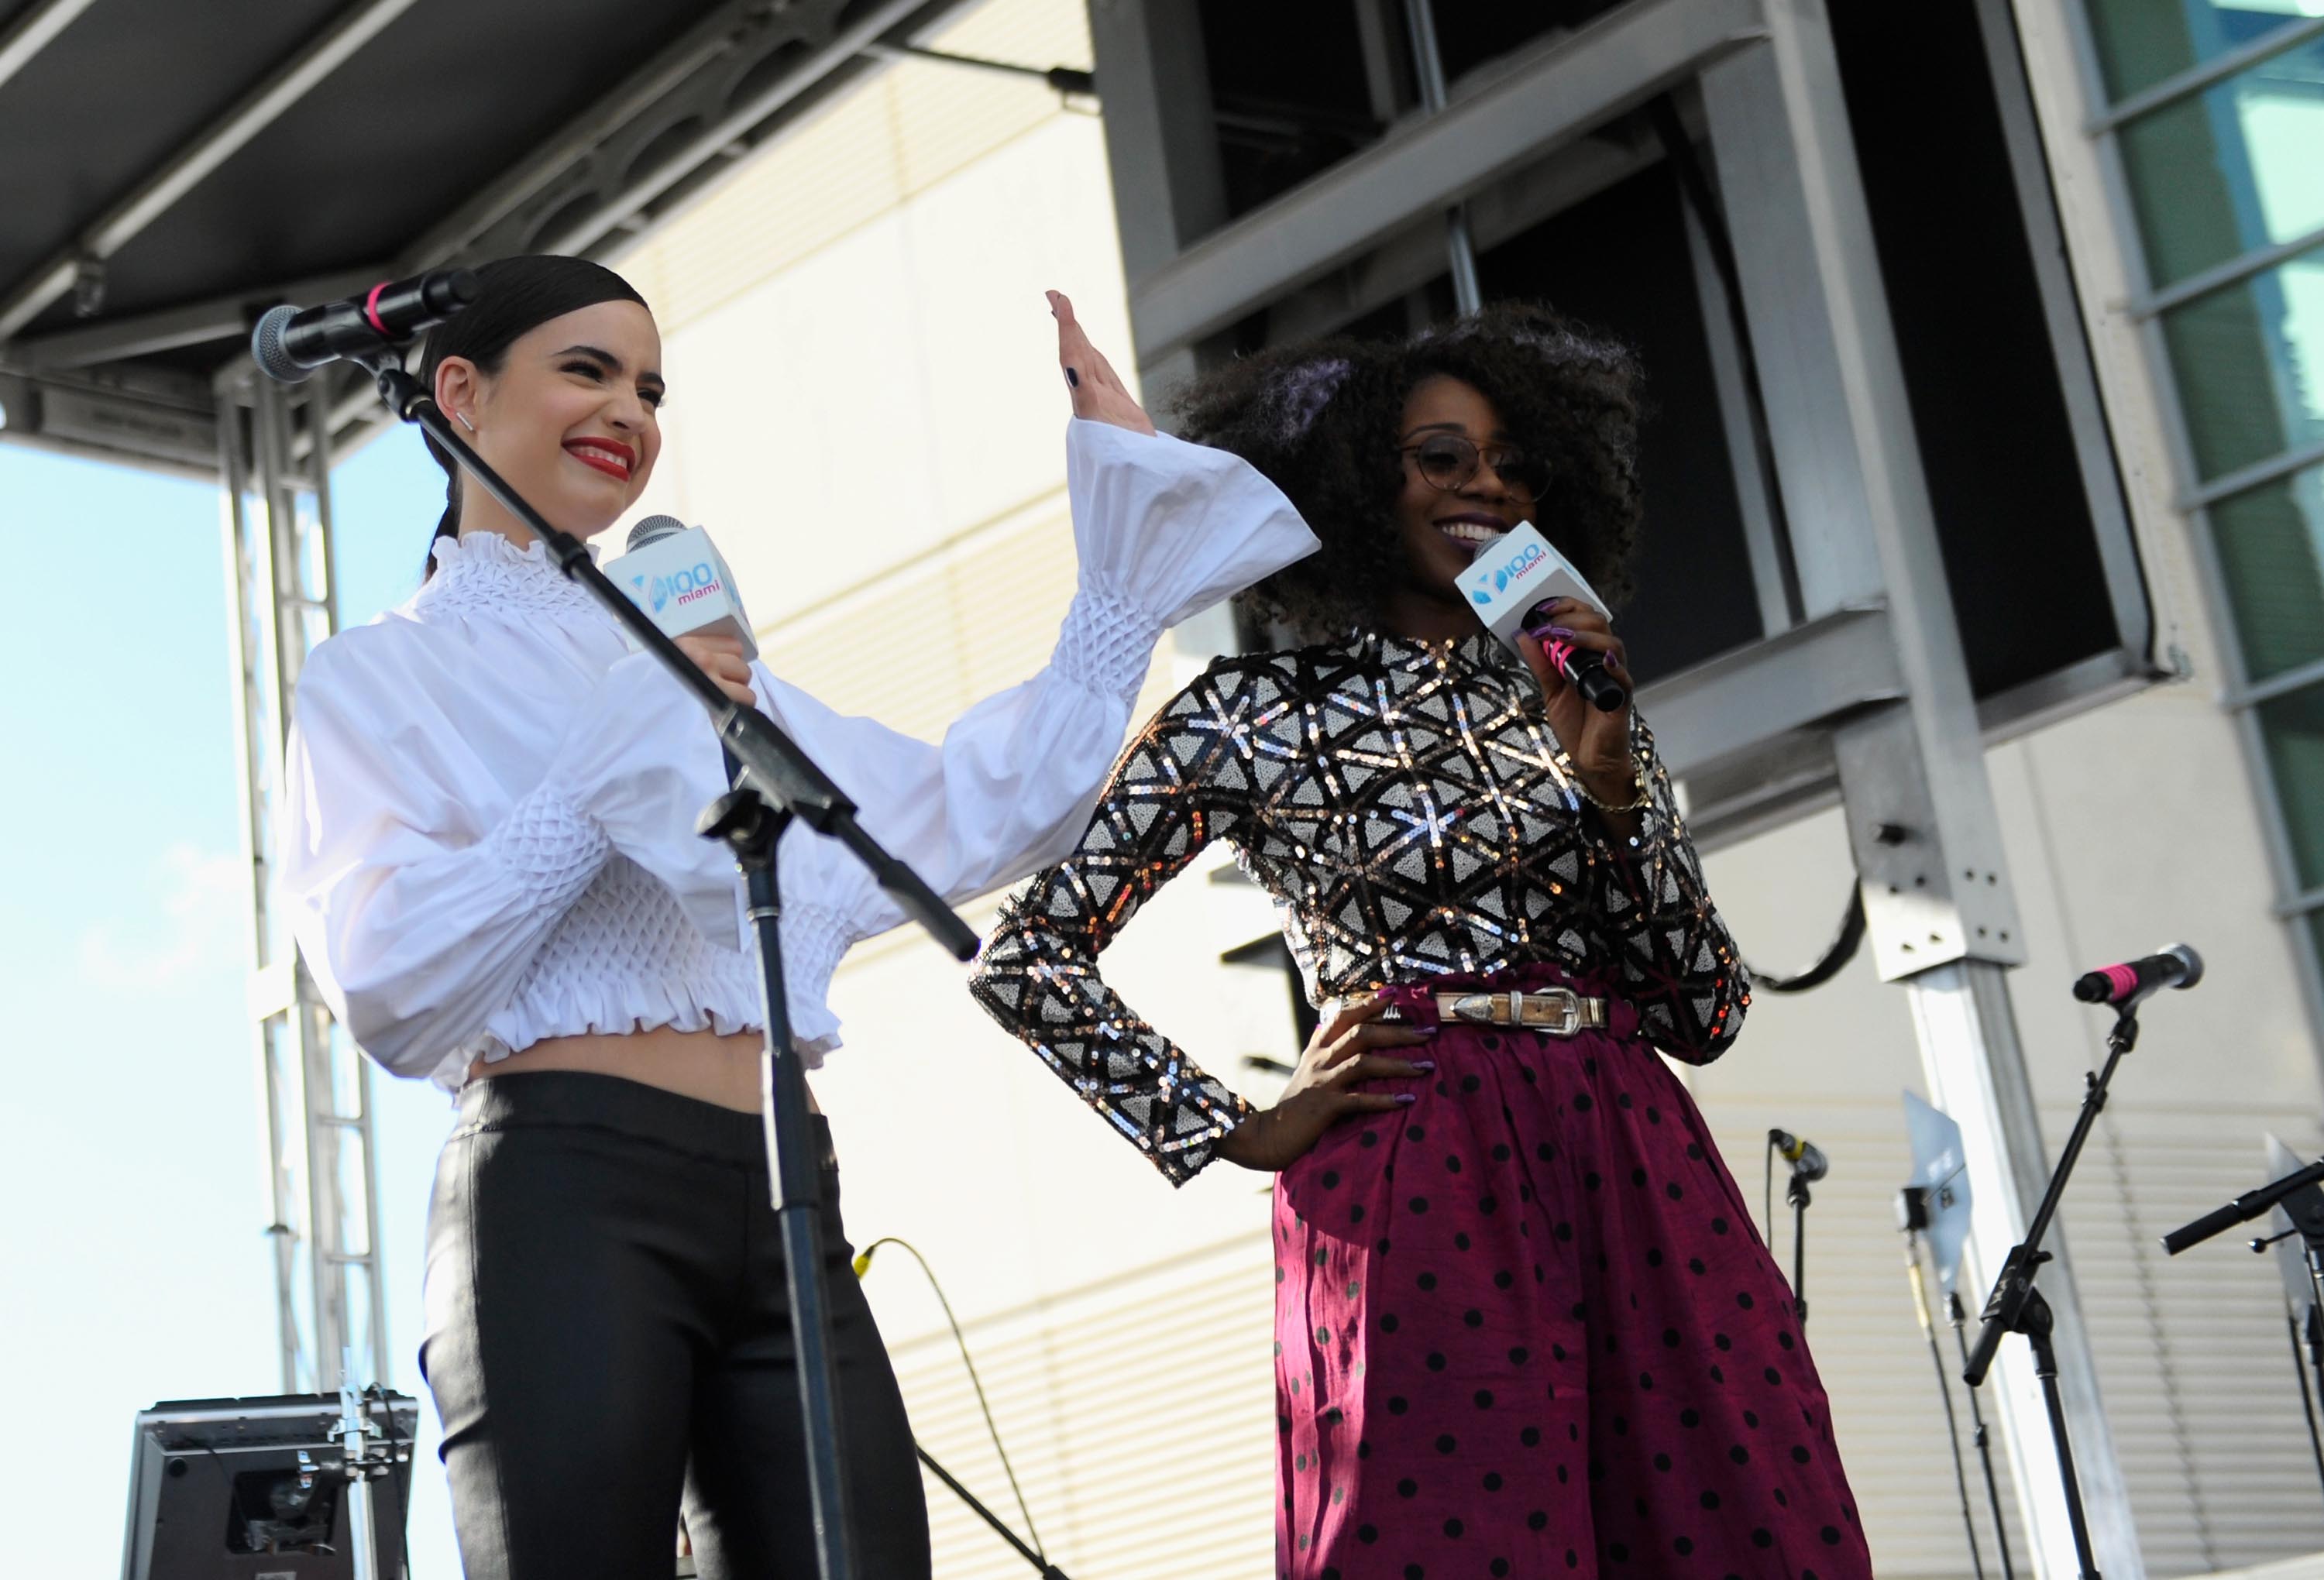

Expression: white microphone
xmin=1456 ymin=523 xmax=1625 ymax=712
xmin=602 ymin=514 xmax=758 ymax=659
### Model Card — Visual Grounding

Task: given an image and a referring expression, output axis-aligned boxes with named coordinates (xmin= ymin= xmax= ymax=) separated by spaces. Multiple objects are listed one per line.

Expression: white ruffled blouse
xmin=281 ymin=419 xmax=1318 ymax=1090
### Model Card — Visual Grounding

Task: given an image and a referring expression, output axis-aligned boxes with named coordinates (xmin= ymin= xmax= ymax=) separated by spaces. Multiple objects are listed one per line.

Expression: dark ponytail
xmin=414 ymin=255 xmax=648 ymax=578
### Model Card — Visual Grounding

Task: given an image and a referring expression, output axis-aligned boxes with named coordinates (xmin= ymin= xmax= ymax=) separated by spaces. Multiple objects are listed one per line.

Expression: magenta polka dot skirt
xmin=1273 ymin=965 xmax=1872 ymax=1579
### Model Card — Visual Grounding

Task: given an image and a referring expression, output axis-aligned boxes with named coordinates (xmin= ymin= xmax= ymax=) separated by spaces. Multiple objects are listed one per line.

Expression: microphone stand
xmin=1961 ymin=1005 xmax=2144 ymax=1580
xmin=338 ymin=343 xmax=980 ymax=1580
xmin=1789 ymin=1161 xmax=1813 ymax=1330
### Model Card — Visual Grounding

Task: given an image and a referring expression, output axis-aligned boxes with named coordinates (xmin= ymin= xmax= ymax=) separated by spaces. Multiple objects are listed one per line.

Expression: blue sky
xmin=0 ymin=426 xmax=466 ymax=1572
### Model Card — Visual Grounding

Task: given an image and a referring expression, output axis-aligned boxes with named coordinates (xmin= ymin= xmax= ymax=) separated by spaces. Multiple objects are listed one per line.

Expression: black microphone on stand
xmin=2071 ymin=943 xmax=2204 ymax=1007
xmin=1770 ymin=1128 xmax=1830 ymax=1183
xmin=251 ymin=267 xmax=480 ymax=383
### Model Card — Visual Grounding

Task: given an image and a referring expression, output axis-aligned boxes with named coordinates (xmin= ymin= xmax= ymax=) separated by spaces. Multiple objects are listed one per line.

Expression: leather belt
xmin=1360 ymin=988 xmax=1610 ymax=1037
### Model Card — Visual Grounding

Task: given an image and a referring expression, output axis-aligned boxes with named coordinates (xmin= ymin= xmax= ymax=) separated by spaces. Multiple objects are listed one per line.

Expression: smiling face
xmin=1386 ymin=375 xmax=1538 ymax=630
xmin=434 ymin=299 xmax=665 ymax=540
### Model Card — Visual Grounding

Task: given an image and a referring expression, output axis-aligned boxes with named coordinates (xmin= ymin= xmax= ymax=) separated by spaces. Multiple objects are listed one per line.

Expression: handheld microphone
xmin=603 ymin=514 xmax=758 ymax=660
xmin=252 ymin=267 xmax=481 ymax=384
xmin=1456 ymin=523 xmax=1626 ymax=712
xmin=2071 ymin=943 xmax=2203 ymax=1006
xmin=1769 ymin=1128 xmax=1830 ymax=1183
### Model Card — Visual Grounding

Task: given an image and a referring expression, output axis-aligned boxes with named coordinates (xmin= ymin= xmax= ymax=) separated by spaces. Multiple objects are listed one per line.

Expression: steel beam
xmin=0 ymin=0 xmax=97 ymax=94
xmin=0 ymin=0 xmax=420 ymax=342
xmin=1634 ymin=604 xmax=1901 ymax=779
xmin=1704 ymin=7 xmax=2139 ymax=1575
xmin=1126 ymin=0 xmax=1766 ymax=361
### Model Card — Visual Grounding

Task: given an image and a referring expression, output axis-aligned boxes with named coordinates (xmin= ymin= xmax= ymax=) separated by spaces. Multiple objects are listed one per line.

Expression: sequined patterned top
xmin=969 ymin=630 xmax=1749 ymax=1184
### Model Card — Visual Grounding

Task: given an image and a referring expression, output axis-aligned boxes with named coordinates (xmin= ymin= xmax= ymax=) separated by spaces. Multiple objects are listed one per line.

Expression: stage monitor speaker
xmin=121 ymin=1392 xmax=417 ymax=1580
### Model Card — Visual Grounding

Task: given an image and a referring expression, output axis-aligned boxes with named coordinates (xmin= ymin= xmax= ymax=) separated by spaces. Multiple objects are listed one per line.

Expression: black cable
xmin=2291 ymin=1310 xmax=2324 ymax=1502
xmin=855 ymin=1236 xmax=1045 ymax=1561
xmin=1765 ymin=1140 xmax=1776 ymax=1247
xmin=1745 ymin=887 xmax=1868 ymax=995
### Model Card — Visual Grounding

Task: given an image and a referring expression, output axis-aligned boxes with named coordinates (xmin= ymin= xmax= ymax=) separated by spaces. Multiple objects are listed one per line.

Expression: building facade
xmin=605 ymin=1 xmax=2324 ymax=1575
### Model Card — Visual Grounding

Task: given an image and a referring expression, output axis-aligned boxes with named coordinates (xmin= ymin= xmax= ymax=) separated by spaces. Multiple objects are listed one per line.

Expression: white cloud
xmin=75 ymin=843 xmax=246 ymax=991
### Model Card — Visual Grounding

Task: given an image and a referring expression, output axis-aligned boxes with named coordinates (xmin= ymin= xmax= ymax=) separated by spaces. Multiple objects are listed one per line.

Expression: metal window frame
xmin=2054 ymin=0 xmax=2324 ymax=1056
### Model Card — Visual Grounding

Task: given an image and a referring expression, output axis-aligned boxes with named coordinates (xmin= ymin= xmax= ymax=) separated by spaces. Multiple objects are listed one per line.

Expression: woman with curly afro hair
xmin=972 ymin=303 xmax=1871 ymax=1578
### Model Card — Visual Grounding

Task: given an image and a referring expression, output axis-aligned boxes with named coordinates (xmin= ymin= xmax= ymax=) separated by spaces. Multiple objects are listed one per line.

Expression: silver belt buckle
xmin=1538 ymin=987 xmax=1583 ymax=1036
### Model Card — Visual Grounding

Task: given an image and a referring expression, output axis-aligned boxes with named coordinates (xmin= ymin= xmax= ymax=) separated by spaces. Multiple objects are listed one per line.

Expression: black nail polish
xmin=1064 ymin=366 xmax=1080 ymax=388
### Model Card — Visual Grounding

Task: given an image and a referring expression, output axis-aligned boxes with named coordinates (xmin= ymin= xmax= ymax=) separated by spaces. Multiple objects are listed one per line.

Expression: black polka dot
xmin=1536 ymin=1142 xmax=1556 ymax=1162
xmin=1779 ymin=1331 xmax=1796 ymax=1350
xmin=1793 ymin=1445 xmax=1812 ymax=1464
xmin=1492 ymin=1143 xmax=1511 ymax=1162
xmin=1617 ymin=1092 xmax=1633 ymax=1109
xmin=1358 ymin=1524 xmax=1378 ymax=1543
xmin=1446 ymin=1154 xmax=1463 ymax=1173
xmin=1460 ymin=1073 xmax=1481 ymax=1093
xmin=1349 ymin=1205 xmax=1366 ymax=1224
xmin=1494 ymin=1269 xmax=1514 ymax=1290
xmin=1444 ymin=1517 xmax=1465 ymax=1537
xmin=1765 ymin=1367 xmax=1782 ymax=1385
xmin=1528 ymin=1511 xmax=1549 ymax=1531
xmin=1662 ymin=1327 xmax=1681 ymax=1347
xmin=1645 ymin=1248 xmax=1664 ymax=1267
xmin=1680 ymin=1408 xmax=1701 ymax=1427
xmin=1745 ymin=1409 xmax=1758 ymax=1428
xmin=1418 ymin=1273 xmax=1438 ymax=1291
xmin=1823 ymin=1526 xmax=1842 ymax=1544
xmin=1714 ymin=1333 xmax=1732 ymax=1351
xmin=1388 ymin=1396 xmax=1408 ymax=1414
xmin=1322 ymin=1170 xmax=1339 ymax=1188
xmin=1638 ymin=1371 xmax=1654 ymax=1390
xmin=1381 ymin=1314 xmax=1399 ymax=1334
xmin=1555 ymin=1221 xmax=1574 ymax=1242
xmin=1428 ymin=1352 xmax=1447 ymax=1372
xmin=1689 ymin=1257 xmax=1707 ymax=1274
xmin=1700 ymin=1490 xmax=1721 ymax=1510
xmin=1686 ymin=1142 xmax=1703 ymax=1159
xmin=1520 ymin=1427 xmax=1542 ymax=1447
xmin=1405 ymin=1566 xmax=1424 ymax=1580
xmin=1483 ymin=1471 xmax=1504 ymax=1491
xmin=1360 ymin=1130 xmax=1378 ymax=1148
xmin=1455 ymin=1232 xmax=1472 ymax=1251
xmin=1666 ymin=1181 xmax=1685 ymax=1200
xmin=1653 ymin=1452 xmax=1672 ymax=1471
xmin=1508 ymin=1346 xmax=1528 ymax=1364
xmin=1675 ymin=1537 xmax=1693 ymax=1555
xmin=1712 ymin=1217 xmax=1730 ymax=1236
xmin=1610 ymin=1542 xmax=1630 ymax=1561
xmin=1464 ymin=1309 xmax=1484 ymax=1329
xmin=1480 ymin=1194 xmax=1499 ymax=1214
xmin=1435 ymin=1434 xmax=1457 ymax=1455
xmin=1473 ymin=1387 xmax=1494 ymax=1409
xmin=1491 ymin=1561 xmax=1511 ymax=1578
xmin=1630 ymin=1166 xmax=1648 ymax=1187
xmin=1573 ymin=1094 xmax=1593 ymax=1111
xmin=1731 ymin=1445 xmax=1751 ymax=1465
xmin=1397 ymin=1478 xmax=1419 ymax=1499
xmin=1736 ymin=1291 xmax=1754 ymax=1310
xmin=1752 ymin=1529 xmax=1773 ymax=1549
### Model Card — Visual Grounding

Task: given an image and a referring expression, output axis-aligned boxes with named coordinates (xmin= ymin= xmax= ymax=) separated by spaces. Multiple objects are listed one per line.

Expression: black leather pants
xmin=419 ymin=1071 xmax=930 ymax=1579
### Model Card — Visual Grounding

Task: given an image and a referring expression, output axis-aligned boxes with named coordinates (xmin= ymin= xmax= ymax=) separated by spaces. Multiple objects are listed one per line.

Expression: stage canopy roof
xmin=0 ymin=0 xmax=963 ymax=475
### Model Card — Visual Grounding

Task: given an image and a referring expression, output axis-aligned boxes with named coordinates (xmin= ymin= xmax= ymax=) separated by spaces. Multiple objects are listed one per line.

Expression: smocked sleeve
xmin=1576 ymin=711 xmax=1749 ymax=1063
xmin=969 ymin=660 xmax=1266 ymax=1185
xmin=738 ymin=418 xmax=1318 ymax=1052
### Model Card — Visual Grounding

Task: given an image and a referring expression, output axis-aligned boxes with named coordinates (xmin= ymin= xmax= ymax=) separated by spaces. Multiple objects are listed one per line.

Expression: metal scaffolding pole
xmin=218 ymin=366 xmax=389 ymax=1396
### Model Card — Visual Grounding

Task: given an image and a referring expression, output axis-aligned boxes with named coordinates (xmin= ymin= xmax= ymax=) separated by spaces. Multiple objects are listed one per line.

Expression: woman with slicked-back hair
xmin=278 ymin=257 xmax=1317 ymax=1578
xmin=972 ymin=304 xmax=1873 ymax=1578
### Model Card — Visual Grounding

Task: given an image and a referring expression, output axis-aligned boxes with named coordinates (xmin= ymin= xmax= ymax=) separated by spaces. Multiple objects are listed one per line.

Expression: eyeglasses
xmin=1397 ymin=432 xmax=1550 ymax=498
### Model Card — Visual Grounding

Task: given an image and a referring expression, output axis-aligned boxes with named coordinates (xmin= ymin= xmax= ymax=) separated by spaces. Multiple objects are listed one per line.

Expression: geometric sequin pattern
xmin=971 ymin=630 xmax=1750 ymax=1185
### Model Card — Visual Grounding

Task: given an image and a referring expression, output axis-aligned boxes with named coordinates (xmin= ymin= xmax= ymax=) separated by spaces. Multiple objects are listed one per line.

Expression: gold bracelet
xmin=1562 ymin=751 xmax=1651 ymax=814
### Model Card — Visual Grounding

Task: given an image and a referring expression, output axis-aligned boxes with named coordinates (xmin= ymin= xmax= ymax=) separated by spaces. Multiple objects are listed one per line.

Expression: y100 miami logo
xmin=632 ymin=562 xmax=721 ymax=613
xmin=1480 ymin=541 xmax=1545 ymax=599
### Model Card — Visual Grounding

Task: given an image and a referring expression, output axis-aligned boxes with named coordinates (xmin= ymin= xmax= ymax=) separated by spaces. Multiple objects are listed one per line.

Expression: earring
xmin=457 ymin=411 xmax=476 ymax=433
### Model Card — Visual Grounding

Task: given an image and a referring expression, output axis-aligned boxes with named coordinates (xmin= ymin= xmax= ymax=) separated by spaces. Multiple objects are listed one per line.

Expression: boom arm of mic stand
xmin=354 ymin=352 xmax=978 ymax=963
xmin=2161 ymin=1156 xmax=2324 ymax=1257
